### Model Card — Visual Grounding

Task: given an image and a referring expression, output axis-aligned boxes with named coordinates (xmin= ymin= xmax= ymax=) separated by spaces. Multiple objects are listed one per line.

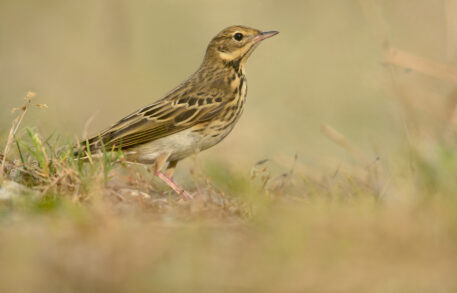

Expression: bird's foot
xmin=154 ymin=171 xmax=193 ymax=200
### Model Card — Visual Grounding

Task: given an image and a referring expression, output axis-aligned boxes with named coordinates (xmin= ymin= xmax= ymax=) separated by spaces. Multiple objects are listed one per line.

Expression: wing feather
xmin=80 ymin=85 xmax=228 ymax=153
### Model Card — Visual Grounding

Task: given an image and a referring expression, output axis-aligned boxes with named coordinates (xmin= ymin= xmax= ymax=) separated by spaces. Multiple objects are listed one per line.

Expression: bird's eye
xmin=233 ymin=33 xmax=243 ymax=41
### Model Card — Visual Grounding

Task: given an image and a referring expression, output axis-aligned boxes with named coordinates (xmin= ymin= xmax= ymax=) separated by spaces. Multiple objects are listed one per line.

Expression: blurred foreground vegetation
xmin=2 ymin=0 xmax=457 ymax=292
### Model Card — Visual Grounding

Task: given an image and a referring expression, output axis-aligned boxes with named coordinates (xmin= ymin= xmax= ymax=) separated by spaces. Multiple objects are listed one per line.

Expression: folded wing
xmin=77 ymin=88 xmax=228 ymax=154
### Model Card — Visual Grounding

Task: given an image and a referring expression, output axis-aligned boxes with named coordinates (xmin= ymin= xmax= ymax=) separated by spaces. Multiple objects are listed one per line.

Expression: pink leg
xmin=155 ymin=171 xmax=193 ymax=200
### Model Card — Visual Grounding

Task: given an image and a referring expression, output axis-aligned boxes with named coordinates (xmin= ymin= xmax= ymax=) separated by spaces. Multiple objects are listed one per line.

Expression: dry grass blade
xmin=82 ymin=113 xmax=97 ymax=140
xmin=384 ymin=47 xmax=457 ymax=84
xmin=321 ymin=124 xmax=366 ymax=163
xmin=1 ymin=92 xmax=36 ymax=180
xmin=382 ymin=80 xmax=448 ymax=120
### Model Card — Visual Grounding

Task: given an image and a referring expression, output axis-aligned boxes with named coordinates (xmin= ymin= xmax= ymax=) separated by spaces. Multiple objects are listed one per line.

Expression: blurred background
xmin=4 ymin=0 xmax=452 ymax=173
xmin=2 ymin=2 xmax=457 ymax=292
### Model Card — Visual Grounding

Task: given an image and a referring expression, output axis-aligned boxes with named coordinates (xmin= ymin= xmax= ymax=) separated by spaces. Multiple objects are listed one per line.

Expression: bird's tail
xmin=72 ymin=136 xmax=110 ymax=160
xmin=72 ymin=135 xmax=94 ymax=156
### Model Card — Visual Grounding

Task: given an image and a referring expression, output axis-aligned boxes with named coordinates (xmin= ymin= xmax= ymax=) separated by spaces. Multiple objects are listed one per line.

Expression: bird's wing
xmin=80 ymin=86 xmax=228 ymax=153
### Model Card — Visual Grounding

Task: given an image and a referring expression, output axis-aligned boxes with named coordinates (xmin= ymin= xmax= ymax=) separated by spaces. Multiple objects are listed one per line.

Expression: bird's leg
xmin=153 ymin=155 xmax=193 ymax=200
xmin=164 ymin=160 xmax=178 ymax=178
xmin=154 ymin=171 xmax=193 ymax=200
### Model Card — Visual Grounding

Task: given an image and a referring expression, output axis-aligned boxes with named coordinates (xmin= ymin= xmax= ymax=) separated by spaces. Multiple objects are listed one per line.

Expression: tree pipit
xmin=76 ymin=25 xmax=278 ymax=199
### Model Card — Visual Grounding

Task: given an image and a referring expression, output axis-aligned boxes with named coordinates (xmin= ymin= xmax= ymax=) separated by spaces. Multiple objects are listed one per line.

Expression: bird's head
xmin=203 ymin=25 xmax=279 ymax=69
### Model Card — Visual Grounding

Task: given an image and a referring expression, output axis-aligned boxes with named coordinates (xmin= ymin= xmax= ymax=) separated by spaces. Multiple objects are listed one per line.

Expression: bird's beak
xmin=253 ymin=31 xmax=279 ymax=43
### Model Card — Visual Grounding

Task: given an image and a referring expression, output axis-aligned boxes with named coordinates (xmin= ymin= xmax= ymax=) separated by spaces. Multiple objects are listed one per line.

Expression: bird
xmin=76 ymin=25 xmax=279 ymax=200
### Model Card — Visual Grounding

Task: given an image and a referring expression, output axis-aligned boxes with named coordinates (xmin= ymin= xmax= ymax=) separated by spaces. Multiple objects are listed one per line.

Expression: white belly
xmin=123 ymin=118 xmax=239 ymax=164
xmin=125 ymin=128 xmax=201 ymax=164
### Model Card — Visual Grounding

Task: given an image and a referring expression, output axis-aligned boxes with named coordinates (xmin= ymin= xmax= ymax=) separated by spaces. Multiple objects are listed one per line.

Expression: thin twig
xmin=1 ymin=92 xmax=35 ymax=180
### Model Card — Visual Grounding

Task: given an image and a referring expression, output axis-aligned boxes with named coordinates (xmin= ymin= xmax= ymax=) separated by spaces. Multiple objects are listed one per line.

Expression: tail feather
xmin=73 ymin=135 xmax=115 ymax=158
